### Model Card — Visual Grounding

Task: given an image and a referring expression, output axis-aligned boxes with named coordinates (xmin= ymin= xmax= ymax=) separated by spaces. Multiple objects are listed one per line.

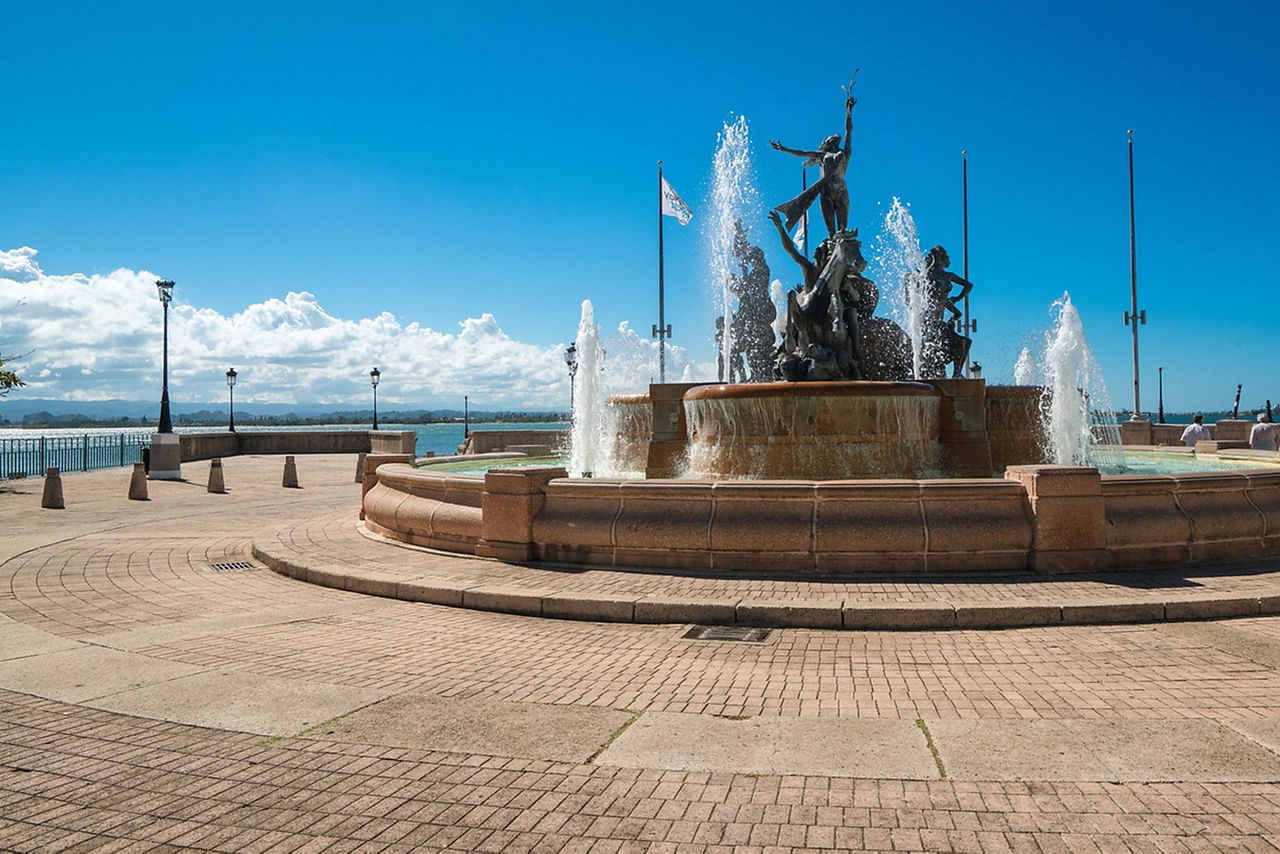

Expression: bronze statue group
xmin=720 ymin=72 xmax=974 ymax=384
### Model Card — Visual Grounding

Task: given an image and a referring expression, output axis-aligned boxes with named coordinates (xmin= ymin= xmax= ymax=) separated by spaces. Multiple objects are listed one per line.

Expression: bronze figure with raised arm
xmin=767 ymin=210 xmax=825 ymax=292
xmin=770 ymin=72 xmax=857 ymax=239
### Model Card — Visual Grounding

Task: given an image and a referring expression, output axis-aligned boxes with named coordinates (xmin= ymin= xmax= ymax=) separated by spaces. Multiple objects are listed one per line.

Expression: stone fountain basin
xmin=361 ymin=454 xmax=1280 ymax=574
xmin=682 ymin=381 xmax=943 ymax=480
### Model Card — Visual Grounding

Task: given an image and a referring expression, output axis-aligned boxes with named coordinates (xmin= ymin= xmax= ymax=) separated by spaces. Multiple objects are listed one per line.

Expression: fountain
xmin=566 ymin=300 xmax=605 ymax=478
xmin=1014 ymin=348 xmax=1036 ymax=386
xmin=684 ymin=380 xmax=942 ymax=480
xmin=1040 ymin=294 xmax=1124 ymax=469
xmin=361 ymin=74 xmax=1280 ymax=584
xmin=875 ymin=201 xmax=974 ymax=381
xmin=708 ymin=116 xmax=767 ymax=383
xmin=879 ymin=197 xmax=930 ymax=379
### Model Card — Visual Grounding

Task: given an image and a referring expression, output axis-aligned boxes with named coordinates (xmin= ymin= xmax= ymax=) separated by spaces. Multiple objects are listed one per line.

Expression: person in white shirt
xmin=1250 ymin=413 xmax=1279 ymax=451
xmin=1180 ymin=413 xmax=1211 ymax=447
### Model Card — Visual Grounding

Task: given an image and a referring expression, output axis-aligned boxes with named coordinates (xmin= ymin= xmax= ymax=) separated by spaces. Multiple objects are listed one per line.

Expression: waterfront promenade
xmin=5 ymin=454 xmax=1280 ymax=851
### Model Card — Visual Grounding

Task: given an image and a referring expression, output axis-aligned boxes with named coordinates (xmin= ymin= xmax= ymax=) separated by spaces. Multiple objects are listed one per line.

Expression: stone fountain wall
xmin=361 ymin=458 xmax=1280 ymax=575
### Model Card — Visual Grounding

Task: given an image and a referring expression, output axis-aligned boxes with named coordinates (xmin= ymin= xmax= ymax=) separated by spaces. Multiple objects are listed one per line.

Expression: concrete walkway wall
xmin=1125 ymin=418 xmax=1254 ymax=447
xmin=461 ymin=429 xmax=567 ymax=455
xmin=181 ymin=430 xmax=416 ymax=461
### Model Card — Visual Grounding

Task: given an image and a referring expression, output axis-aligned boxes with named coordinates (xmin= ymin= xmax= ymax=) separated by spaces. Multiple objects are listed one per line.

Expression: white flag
xmin=792 ymin=214 xmax=807 ymax=252
xmin=661 ymin=176 xmax=693 ymax=226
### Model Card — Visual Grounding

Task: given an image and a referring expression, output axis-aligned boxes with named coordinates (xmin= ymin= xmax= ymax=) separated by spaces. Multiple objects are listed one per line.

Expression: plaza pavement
xmin=4 ymin=453 xmax=1280 ymax=852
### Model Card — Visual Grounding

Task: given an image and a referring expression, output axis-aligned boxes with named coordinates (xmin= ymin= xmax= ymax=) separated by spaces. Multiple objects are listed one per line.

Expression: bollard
xmin=208 ymin=458 xmax=226 ymax=494
xmin=128 ymin=463 xmax=149 ymax=500
xmin=283 ymin=455 xmax=299 ymax=488
xmin=41 ymin=467 xmax=65 ymax=509
xmin=355 ymin=452 xmax=367 ymax=484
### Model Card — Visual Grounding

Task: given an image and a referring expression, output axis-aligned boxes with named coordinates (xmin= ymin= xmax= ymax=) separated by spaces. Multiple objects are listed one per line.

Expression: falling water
xmin=684 ymin=391 xmax=942 ymax=480
xmin=1041 ymin=294 xmax=1124 ymax=467
xmin=567 ymin=300 xmax=605 ymax=477
xmin=874 ymin=198 xmax=928 ymax=378
xmin=707 ymin=115 xmax=759 ymax=380
xmin=1013 ymin=348 xmax=1036 ymax=386
xmin=770 ymin=278 xmax=786 ymax=340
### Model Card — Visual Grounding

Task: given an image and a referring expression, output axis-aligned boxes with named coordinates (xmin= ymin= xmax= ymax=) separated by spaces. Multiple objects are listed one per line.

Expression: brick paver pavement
xmin=3 ymin=454 xmax=1280 ymax=851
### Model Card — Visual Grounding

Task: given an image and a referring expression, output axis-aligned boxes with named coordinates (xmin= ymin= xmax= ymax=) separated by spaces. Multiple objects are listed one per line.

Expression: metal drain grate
xmin=683 ymin=625 xmax=772 ymax=642
xmin=209 ymin=561 xmax=260 ymax=573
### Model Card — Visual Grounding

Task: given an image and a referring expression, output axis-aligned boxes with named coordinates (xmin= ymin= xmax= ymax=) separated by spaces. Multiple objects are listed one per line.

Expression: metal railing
xmin=0 ymin=434 xmax=148 ymax=479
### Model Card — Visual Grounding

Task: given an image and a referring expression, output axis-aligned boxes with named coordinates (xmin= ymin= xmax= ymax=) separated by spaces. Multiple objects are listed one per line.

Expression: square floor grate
xmin=683 ymin=625 xmax=772 ymax=643
xmin=209 ymin=561 xmax=260 ymax=573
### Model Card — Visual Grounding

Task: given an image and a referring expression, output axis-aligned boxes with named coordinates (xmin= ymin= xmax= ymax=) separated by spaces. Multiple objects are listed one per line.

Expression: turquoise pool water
xmin=419 ymin=449 xmax=1278 ymax=478
xmin=420 ymin=455 xmax=566 ymax=474
xmin=1098 ymin=452 xmax=1276 ymax=475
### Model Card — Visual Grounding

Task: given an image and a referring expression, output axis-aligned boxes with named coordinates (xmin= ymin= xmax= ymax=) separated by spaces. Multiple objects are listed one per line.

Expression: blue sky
xmin=2 ymin=0 xmax=1277 ymax=414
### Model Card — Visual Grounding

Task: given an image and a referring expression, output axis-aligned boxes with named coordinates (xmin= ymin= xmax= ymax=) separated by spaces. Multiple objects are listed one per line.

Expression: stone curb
xmin=252 ymin=537 xmax=1280 ymax=631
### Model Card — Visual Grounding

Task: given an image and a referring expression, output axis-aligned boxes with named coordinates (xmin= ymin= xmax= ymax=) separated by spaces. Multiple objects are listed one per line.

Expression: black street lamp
xmin=370 ymin=367 xmax=380 ymax=430
xmin=156 ymin=279 xmax=175 ymax=433
xmin=565 ymin=343 xmax=578 ymax=412
xmin=226 ymin=368 xmax=237 ymax=432
xmin=1157 ymin=366 xmax=1164 ymax=424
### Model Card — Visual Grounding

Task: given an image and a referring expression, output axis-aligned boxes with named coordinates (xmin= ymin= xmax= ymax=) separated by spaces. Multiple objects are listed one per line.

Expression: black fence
xmin=0 ymin=434 xmax=148 ymax=479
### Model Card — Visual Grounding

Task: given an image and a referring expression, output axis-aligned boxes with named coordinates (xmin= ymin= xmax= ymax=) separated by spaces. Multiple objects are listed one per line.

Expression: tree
xmin=0 ymin=354 xmax=24 ymax=410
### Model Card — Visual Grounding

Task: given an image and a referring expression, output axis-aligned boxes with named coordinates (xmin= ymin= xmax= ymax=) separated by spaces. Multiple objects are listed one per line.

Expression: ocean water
xmin=0 ymin=422 xmax=568 ymax=461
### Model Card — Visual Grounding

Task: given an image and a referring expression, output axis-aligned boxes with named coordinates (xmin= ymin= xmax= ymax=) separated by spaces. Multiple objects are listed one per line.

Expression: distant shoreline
xmin=0 ymin=413 xmax=569 ymax=430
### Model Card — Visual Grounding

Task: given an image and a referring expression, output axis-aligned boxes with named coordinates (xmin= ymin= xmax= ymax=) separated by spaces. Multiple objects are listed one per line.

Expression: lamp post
xmin=565 ymin=343 xmax=578 ymax=413
xmin=370 ymin=368 xmax=380 ymax=430
xmin=1157 ymin=367 xmax=1164 ymax=424
xmin=156 ymin=279 xmax=174 ymax=433
xmin=148 ymin=279 xmax=182 ymax=480
xmin=226 ymin=368 xmax=237 ymax=432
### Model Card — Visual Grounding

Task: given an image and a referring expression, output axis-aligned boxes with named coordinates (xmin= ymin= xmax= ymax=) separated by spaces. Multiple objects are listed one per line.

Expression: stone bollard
xmin=355 ymin=452 xmax=367 ymax=484
xmin=41 ymin=467 xmax=65 ymax=509
xmin=128 ymin=463 xmax=149 ymax=500
xmin=283 ymin=455 xmax=299 ymax=488
xmin=208 ymin=458 xmax=226 ymax=494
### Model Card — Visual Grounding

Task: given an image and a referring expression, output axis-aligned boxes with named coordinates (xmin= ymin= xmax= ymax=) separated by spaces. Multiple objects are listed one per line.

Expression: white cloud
xmin=0 ymin=247 xmax=571 ymax=409
xmin=0 ymin=247 xmax=42 ymax=283
xmin=597 ymin=320 xmax=718 ymax=395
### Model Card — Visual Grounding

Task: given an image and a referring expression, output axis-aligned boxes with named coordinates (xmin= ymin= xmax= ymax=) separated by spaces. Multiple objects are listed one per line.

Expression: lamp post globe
xmin=370 ymin=368 xmax=380 ymax=430
xmin=226 ymin=368 xmax=237 ymax=432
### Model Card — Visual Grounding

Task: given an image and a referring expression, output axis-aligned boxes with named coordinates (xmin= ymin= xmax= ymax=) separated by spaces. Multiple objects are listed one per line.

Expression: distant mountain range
xmin=1 ymin=397 xmax=1260 ymax=429
xmin=0 ymin=398 xmax=566 ymax=428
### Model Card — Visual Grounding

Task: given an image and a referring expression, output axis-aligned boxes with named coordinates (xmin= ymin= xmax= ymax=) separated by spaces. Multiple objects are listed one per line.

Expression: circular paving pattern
xmin=4 ymin=454 xmax=1280 ymax=851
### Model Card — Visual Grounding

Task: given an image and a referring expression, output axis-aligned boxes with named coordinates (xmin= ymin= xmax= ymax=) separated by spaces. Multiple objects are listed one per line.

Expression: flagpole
xmin=657 ymin=161 xmax=666 ymax=383
xmin=1124 ymin=129 xmax=1144 ymax=420
xmin=962 ymin=150 xmax=970 ymax=377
